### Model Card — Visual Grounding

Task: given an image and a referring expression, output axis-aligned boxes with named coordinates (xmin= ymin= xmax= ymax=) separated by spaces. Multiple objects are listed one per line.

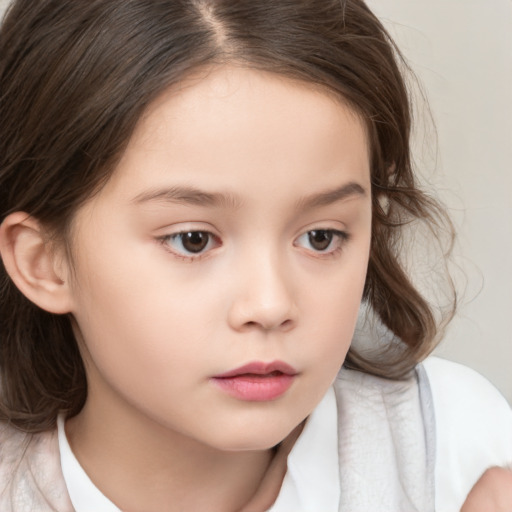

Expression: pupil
xmin=182 ymin=232 xmax=208 ymax=253
xmin=308 ymin=230 xmax=332 ymax=251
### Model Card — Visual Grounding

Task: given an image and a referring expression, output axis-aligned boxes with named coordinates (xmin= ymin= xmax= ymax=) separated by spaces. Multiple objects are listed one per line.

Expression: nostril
xmin=240 ymin=318 xmax=294 ymax=332
xmin=280 ymin=319 xmax=293 ymax=330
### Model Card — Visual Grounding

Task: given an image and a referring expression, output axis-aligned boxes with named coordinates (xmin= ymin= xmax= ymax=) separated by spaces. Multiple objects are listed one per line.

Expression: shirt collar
xmin=268 ymin=386 xmax=340 ymax=511
xmin=58 ymin=414 xmax=121 ymax=512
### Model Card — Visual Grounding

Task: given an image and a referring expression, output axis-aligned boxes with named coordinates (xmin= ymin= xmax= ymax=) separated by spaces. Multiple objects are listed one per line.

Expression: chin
xmin=206 ymin=418 xmax=301 ymax=453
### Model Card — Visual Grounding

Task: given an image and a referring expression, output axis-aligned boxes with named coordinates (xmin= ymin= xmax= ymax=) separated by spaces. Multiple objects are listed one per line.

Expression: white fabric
xmin=335 ymin=363 xmax=433 ymax=511
xmin=423 ymin=357 xmax=512 ymax=512
xmin=57 ymin=357 xmax=512 ymax=511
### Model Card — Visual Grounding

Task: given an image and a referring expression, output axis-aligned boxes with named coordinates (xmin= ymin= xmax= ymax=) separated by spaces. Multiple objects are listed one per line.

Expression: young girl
xmin=0 ymin=1 xmax=511 ymax=511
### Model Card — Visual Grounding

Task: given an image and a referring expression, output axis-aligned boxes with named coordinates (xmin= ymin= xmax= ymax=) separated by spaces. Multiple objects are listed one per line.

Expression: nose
xmin=227 ymin=251 xmax=297 ymax=333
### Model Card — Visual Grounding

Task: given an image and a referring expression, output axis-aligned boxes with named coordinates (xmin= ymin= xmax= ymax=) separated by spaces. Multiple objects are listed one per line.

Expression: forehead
xmin=100 ymin=65 xmax=371 ymax=204
xmin=137 ymin=65 xmax=367 ymax=147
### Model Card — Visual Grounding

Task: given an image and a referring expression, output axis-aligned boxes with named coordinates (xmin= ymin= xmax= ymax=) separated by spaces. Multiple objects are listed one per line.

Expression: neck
xmin=66 ymin=387 xmax=275 ymax=512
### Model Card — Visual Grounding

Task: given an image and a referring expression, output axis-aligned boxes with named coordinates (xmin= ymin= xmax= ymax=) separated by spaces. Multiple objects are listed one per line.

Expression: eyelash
xmin=157 ymin=228 xmax=350 ymax=261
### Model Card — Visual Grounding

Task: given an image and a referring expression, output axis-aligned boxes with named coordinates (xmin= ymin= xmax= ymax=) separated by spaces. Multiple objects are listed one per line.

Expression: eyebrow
xmin=132 ymin=181 xmax=367 ymax=210
xmin=132 ymin=185 xmax=242 ymax=209
xmin=295 ymin=182 xmax=367 ymax=210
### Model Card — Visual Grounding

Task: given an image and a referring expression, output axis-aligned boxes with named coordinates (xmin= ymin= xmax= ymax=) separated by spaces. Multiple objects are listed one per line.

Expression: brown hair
xmin=0 ymin=0 xmax=454 ymax=432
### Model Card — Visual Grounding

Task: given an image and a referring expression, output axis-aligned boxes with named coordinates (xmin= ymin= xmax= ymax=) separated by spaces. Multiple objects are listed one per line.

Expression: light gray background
xmin=1 ymin=0 xmax=511 ymax=402
xmin=365 ymin=0 xmax=512 ymax=404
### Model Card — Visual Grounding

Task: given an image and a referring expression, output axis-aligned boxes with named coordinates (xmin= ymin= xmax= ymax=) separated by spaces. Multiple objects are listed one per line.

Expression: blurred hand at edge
xmin=460 ymin=467 xmax=512 ymax=512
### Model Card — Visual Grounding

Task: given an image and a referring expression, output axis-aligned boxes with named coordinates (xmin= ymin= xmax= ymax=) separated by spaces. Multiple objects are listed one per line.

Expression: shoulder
xmin=422 ymin=356 xmax=511 ymax=414
xmin=0 ymin=421 xmax=31 ymax=485
xmin=421 ymin=357 xmax=512 ymax=512
xmin=0 ymin=420 xmax=73 ymax=511
xmin=422 ymin=356 xmax=512 ymax=445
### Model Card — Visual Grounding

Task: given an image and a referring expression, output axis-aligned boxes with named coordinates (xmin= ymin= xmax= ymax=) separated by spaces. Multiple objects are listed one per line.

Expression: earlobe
xmin=0 ymin=212 xmax=73 ymax=314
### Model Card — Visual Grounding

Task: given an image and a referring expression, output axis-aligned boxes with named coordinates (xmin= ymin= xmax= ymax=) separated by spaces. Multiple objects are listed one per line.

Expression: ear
xmin=0 ymin=212 xmax=73 ymax=314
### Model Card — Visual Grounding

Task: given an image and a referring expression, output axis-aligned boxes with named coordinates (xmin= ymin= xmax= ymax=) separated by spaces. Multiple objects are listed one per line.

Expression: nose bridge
xmin=228 ymin=240 xmax=296 ymax=332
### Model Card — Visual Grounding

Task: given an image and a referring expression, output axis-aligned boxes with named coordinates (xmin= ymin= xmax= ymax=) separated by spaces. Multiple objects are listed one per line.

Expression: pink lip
xmin=211 ymin=361 xmax=297 ymax=401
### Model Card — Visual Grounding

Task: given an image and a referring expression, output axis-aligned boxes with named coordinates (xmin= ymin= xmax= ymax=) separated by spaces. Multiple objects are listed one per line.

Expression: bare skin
xmin=461 ymin=467 xmax=512 ymax=512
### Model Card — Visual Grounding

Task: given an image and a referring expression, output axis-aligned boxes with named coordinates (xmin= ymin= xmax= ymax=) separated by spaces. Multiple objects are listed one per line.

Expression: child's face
xmin=66 ymin=66 xmax=372 ymax=450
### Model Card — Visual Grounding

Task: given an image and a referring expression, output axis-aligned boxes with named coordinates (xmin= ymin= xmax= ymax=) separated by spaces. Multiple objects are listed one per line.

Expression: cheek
xmin=301 ymin=248 xmax=370 ymax=373
xmin=69 ymin=240 xmax=197 ymax=377
xmin=328 ymin=239 xmax=370 ymax=340
xmin=306 ymin=288 xmax=361 ymax=366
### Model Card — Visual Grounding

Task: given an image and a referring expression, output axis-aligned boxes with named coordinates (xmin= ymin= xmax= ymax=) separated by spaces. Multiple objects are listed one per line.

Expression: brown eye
xmin=294 ymin=228 xmax=349 ymax=255
xmin=162 ymin=230 xmax=219 ymax=258
xmin=180 ymin=232 xmax=210 ymax=253
xmin=307 ymin=230 xmax=333 ymax=251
